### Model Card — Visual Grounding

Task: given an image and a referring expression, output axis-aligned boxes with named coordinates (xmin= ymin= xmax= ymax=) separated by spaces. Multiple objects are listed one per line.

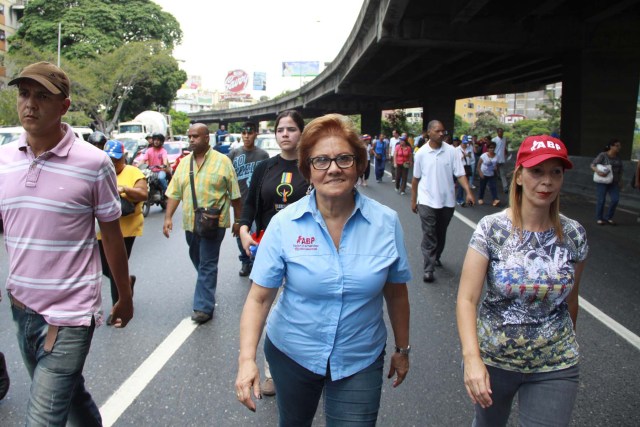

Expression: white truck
xmin=113 ymin=111 xmax=172 ymax=141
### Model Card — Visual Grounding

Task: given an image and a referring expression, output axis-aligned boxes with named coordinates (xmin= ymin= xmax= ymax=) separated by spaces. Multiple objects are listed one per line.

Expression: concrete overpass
xmin=188 ymin=0 xmax=640 ymax=158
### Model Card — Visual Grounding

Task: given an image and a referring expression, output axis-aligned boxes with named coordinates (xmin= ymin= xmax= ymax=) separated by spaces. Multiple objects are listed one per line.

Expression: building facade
xmin=0 ymin=0 xmax=25 ymax=88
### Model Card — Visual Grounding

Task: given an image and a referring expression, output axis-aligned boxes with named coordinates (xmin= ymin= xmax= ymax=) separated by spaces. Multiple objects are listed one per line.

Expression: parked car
xmin=0 ymin=126 xmax=25 ymax=145
xmin=72 ymin=126 xmax=94 ymax=142
xmin=255 ymin=133 xmax=279 ymax=157
xmin=133 ymin=141 xmax=189 ymax=169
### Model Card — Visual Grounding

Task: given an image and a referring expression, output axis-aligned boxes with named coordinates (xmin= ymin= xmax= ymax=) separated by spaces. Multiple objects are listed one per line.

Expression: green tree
xmin=0 ymin=87 xmax=19 ymax=126
xmin=471 ymin=111 xmax=503 ymax=139
xmin=169 ymin=109 xmax=191 ymax=135
xmin=9 ymin=0 xmax=182 ymax=60
xmin=537 ymin=90 xmax=561 ymax=135
xmin=510 ymin=119 xmax=551 ymax=150
xmin=453 ymin=114 xmax=471 ymax=139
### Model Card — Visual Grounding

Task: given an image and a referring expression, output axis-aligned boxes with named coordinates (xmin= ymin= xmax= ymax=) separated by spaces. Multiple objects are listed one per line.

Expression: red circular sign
xmin=225 ymin=70 xmax=249 ymax=93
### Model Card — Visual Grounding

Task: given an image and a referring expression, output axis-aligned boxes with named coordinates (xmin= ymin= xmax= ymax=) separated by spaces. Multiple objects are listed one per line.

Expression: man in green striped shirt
xmin=163 ymin=123 xmax=242 ymax=324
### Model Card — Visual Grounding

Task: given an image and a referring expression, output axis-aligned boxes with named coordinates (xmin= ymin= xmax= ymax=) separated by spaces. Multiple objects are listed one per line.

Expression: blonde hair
xmin=508 ymin=166 xmax=563 ymax=242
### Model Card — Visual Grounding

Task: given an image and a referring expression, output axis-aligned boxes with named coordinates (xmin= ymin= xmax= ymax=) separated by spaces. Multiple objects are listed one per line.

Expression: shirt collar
xmin=18 ymin=123 xmax=76 ymax=158
xmin=292 ymin=188 xmax=372 ymax=225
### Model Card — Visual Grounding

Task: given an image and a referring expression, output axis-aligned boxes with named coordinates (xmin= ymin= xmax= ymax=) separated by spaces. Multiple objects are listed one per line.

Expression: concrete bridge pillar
xmin=561 ymin=49 xmax=640 ymax=159
xmin=360 ymin=109 xmax=381 ymax=137
xmin=420 ymin=97 xmax=456 ymax=136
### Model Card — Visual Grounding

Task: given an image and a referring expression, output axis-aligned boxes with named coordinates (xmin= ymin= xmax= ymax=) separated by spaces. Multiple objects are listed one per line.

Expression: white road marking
xmin=100 ymin=318 xmax=199 ymax=427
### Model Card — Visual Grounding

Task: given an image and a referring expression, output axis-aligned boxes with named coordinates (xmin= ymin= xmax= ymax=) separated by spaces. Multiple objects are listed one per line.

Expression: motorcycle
xmin=139 ymin=165 xmax=169 ymax=217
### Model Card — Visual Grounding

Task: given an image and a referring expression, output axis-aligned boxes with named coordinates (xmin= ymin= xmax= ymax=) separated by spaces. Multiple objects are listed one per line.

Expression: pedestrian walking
xmin=492 ymin=128 xmax=509 ymax=194
xmin=371 ymin=133 xmax=389 ymax=182
xmin=476 ymin=142 xmax=501 ymax=207
xmin=360 ymin=134 xmax=372 ymax=186
xmin=457 ymin=135 xmax=588 ymax=427
xmin=237 ymin=110 xmax=308 ymax=397
xmin=163 ymin=123 xmax=242 ymax=324
xmin=411 ymin=120 xmax=475 ymax=283
xmin=591 ymin=139 xmax=624 ymax=225
xmin=394 ymin=135 xmax=412 ymax=195
xmin=236 ymin=114 xmax=411 ymax=425
xmin=227 ymin=121 xmax=269 ymax=277
xmin=2 ymin=61 xmax=133 ymax=425
xmin=98 ymin=139 xmax=148 ymax=324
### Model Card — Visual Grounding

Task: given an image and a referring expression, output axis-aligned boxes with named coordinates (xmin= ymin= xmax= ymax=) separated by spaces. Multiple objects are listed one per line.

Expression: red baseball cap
xmin=516 ymin=135 xmax=573 ymax=169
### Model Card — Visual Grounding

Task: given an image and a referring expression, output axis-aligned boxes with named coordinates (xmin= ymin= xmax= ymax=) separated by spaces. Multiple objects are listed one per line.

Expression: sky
xmin=152 ymin=0 xmax=365 ymax=98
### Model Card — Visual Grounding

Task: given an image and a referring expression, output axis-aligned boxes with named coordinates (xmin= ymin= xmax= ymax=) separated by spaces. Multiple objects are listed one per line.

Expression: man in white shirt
xmin=492 ymin=128 xmax=509 ymax=193
xmin=411 ymin=120 xmax=475 ymax=283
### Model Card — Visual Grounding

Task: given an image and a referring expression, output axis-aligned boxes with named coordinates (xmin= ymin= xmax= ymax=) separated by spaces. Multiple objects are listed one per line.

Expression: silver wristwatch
xmin=395 ymin=345 xmax=411 ymax=355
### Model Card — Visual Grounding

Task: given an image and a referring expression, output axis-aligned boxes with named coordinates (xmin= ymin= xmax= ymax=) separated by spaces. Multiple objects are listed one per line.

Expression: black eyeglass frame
xmin=308 ymin=154 xmax=357 ymax=170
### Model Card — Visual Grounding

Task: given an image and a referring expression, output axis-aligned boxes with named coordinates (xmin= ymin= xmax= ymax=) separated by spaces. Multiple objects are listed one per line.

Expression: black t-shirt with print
xmin=257 ymin=156 xmax=308 ymax=231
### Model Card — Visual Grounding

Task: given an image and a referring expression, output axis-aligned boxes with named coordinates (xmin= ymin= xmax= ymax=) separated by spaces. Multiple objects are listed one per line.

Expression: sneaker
xmin=392 ymin=179 xmax=396 ymax=183
xmin=261 ymin=378 xmax=276 ymax=396
xmin=239 ymin=263 xmax=252 ymax=277
xmin=395 ymin=188 xmax=399 ymax=193
xmin=434 ymin=259 xmax=443 ymax=267
xmin=423 ymin=272 xmax=435 ymax=283
xmin=471 ymin=185 xmax=477 ymax=189
xmin=0 ymin=352 xmax=10 ymax=400
xmin=400 ymin=192 xmax=405 ymax=195
xmin=191 ymin=311 xmax=212 ymax=324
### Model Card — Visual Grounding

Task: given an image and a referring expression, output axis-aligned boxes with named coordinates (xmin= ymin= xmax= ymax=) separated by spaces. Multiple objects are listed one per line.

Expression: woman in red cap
xmin=456 ymin=135 xmax=588 ymax=426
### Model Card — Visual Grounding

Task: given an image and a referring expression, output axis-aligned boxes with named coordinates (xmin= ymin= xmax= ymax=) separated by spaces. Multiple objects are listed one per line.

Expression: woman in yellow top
xmin=99 ymin=140 xmax=148 ymax=324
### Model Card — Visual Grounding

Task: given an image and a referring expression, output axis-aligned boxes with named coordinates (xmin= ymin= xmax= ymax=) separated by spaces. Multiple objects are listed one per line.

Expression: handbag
xmin=463 ymin=165 xmax=473 ymax=177
xmin=403 ymin=162 xmax=411 ymax=169
xmin=120 ymin=197 xmax=136 ymax=216
xmin=190 ymin=156 xmax=220 ymax=238
xmin=593 ymin=155 xmax=613 ymax=184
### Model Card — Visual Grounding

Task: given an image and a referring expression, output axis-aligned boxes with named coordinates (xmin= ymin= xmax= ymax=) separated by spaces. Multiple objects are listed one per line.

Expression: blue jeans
xmin=478 ymin=175 xmax=498 ymax=201
xmin=473 ymin=364 xmax=580 ymax=427
xmin=157 ymin=170 xmax=168 ymax=194
xmin=11 ymin=301 xmax=101 ymax=427
xmin=374 ymin=157 xmax=386 ymax=181
xmin=185 ymin=228 xmax=225 ymax=315
xmin=595 ymin=182 xmax=619 ymax=221
xmin=265 ymin=335 xmax=384 ymax=427
xmin=236 ymin=222 xmax=255 ymax=265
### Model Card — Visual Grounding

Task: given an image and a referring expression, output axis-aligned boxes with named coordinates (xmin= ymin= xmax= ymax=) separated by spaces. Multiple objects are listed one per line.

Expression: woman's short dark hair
xmin=275 ymin=110 xmax=305 ymax=133
xmin=298 ymin=114 xmax=368 ymax=181
xmin=487 ymin=142 xmax=497 ymax=149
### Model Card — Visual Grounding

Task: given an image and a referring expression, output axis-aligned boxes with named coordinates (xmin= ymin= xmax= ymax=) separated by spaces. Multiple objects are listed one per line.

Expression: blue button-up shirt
xmin=250 ymin=190 xmax=412 ymax=380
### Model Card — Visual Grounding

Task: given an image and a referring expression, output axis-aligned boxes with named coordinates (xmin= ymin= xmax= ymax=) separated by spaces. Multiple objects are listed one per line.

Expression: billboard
xmin=225 ymin=69 xmax=249 ymax=93
xmin=253 ymin=72 xmax=266 ymax=91
xmin=282 ymin=61 xmax=320 ymax=77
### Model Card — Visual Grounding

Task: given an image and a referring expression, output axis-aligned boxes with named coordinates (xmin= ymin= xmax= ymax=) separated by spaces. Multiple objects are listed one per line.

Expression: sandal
xmin=492 ymin=200 xmax=501 ymax=207
xmin=597 ymin=220 xmax=606 ymax=225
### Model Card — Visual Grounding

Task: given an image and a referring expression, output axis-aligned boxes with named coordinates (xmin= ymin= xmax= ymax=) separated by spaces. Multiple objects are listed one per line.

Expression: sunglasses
xmin=241 ymin=128 xmax=256 ymax=134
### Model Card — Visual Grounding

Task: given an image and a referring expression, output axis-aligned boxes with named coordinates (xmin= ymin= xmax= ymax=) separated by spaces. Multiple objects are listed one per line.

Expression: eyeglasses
xmin=308 ymin=155 xmax=356 ymax=170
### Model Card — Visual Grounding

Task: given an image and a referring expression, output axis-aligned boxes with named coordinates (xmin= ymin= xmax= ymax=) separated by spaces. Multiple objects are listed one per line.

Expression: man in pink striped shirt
xmin=1 ymin=62 xmax=133 ymax=426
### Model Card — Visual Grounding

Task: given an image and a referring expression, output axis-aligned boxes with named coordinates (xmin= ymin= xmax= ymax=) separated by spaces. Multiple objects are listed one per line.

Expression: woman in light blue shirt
xmin=235 ymin=114 xmax=412 ymax=426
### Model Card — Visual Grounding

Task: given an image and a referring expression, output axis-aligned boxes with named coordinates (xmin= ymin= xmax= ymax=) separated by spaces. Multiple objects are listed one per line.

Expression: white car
xmin=255 ymin=134 xmax=279 ymax=157
xmin=72 ymin=126 xmax=94 ymax=142
xmin=0 ymin=126 xmax=25 ymax=145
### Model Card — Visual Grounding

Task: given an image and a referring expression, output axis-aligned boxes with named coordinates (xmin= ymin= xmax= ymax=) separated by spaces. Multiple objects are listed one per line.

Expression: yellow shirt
xmin=97 ymin=165 xmax=146 ymax=238
xmin=166 ymin=149 xmax=240 ymax=231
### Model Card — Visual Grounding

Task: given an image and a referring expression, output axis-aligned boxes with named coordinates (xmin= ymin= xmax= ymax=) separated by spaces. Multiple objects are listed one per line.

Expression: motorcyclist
xmin=140 ymin=133 xmax=170 ymax=194
xmin=88 ymin=131 xmax=108 ymax=150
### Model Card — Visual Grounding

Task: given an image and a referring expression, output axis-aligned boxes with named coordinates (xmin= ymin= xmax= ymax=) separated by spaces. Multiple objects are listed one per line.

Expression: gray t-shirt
xmin=228 ymin=147 xmax=269 ymax=200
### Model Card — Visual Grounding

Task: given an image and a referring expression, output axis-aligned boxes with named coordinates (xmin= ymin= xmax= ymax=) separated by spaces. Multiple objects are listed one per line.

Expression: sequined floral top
xmin=469 ymin=211 xmax=588 ymax=373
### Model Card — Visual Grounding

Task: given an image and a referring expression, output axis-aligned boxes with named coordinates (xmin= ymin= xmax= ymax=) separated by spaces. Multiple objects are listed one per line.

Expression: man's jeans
xmin=473 ymin=364 xmax=580 ymax=427
xmin=11 ymin=301 xmax=101 ymax=427
xmin=157 ymin=170 xmax=168 ymax=194
xmin=265 ymin=335 xmax=384 ymax=427
xmin=417 ymin=204 xmax=454 ymax=273
xmin=374 ymin=157 xmax=386 ymax=181
xmin=595 ymin=182 xmax=620 ymax=221
xmin=186 ymin=228 xmax=225 ymax=315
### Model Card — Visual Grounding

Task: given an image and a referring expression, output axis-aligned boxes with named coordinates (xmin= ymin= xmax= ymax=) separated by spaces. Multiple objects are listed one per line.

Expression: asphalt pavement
xmin=0 ymin=170 xmax=638 ymax=426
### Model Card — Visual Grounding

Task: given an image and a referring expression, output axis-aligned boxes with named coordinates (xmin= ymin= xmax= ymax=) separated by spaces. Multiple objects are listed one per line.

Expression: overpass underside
xmin=189 ymin=0 xmax=640 ymax=158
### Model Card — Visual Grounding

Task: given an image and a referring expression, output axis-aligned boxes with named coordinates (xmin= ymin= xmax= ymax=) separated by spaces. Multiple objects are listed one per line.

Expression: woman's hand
xmin=235 ymin=359 xmax=261 ymax=412
xmin=463 ymin=355 xmax=492 ymax=408
xmin=387 ymin=352 xmax=409 ymax=387
xmin=239 ymin=226 xmax=258 ymax=256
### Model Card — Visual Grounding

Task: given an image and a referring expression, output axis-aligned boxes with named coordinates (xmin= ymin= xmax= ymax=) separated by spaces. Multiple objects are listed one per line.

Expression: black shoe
xmin=423 ymin=272 xmax=435 ymax=283
xmin=191 ymin=311 xmax=212 ymax=324
xmin=0 ymin=352 xmax=10 ymax=400
xmin=434 ymin=259 xmax=443 ymax=267
xmin=239 ymin=263 xmax=252 ymax=277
